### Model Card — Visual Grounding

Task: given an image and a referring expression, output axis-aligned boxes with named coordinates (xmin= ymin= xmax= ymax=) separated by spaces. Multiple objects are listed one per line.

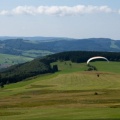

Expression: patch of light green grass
xmin=22 ymin=50 xmax=53 ymax=58
xmin=90 ymin=61 xmax=120 ymax=73
xmin=51 ymin=61 xmax=88 ymax=74
xmin=0 ymin=73 xmax=58 ymax=97
xmin=1 ymin=108 xmax=120 ymax=120
xmin=0 ymin=53 xmax=33 ymax=65
xmin=37 ymin=72 xmax=120 ymax=90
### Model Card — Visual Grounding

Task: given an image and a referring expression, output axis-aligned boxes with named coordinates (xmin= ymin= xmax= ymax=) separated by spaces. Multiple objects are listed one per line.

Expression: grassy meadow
xmin=22 ymin=50 xmax=53 ymax=58
xmin=0 ymin=53 xmax=33 ymax=68
xmin=0 ymin=61 xmax=120 ymax=119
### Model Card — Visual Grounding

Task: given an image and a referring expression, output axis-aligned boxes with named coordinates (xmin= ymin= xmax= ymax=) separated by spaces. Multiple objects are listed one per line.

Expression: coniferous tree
xmin=52 ymin=65 xmax=58 ymax=72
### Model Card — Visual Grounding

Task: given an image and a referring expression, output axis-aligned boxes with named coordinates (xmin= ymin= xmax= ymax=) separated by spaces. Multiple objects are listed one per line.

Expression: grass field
xmin=0 ymin=50 xmax=53 ymax=69
xmin=0 ymin=53 xmax=33 ymax=68
xmin=0 ymin=61 xmax=120 ymax=120
xmin=22 ymin=50 xmax=53 ymax=58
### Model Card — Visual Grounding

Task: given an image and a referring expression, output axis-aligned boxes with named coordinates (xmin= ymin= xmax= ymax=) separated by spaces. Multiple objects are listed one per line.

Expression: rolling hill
xmin=0 ymin=37 xmax=120 ymax=58
xmin=1 ymin=50 xmax=120 ymax=86
xmin=0 ymin=37 xmax=120 ymax=69
xmin=0 ymin=50 xmax=120 ymax=119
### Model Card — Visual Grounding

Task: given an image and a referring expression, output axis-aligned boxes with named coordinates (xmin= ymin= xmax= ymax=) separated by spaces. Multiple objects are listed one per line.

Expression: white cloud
xmin=118 ymin=9 xmax=120 ymax=14
xmin=0 ymin=10 xmax=9 ymax=15
xmin=12 ymin=6 xmax=36 ymax=15
xmin=0 ymin=5 xmax=118 ymax=16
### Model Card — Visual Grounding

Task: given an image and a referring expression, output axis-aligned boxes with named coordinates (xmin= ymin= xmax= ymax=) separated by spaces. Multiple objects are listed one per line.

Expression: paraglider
xmin=87 ymin=56 xmax=109 ymax=64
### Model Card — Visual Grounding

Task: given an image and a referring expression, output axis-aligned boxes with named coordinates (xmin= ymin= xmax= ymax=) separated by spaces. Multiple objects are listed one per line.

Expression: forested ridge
xmin=0 ymin=38 xmax=120 ymax=57
xmin=48 ymin=51 xmax=120 ymax=62
xmin=0 ymin=51 xmax=120 ymax=87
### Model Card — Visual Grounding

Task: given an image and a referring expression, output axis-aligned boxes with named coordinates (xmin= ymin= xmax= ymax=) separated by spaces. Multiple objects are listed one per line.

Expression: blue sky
xmin=0 ymin=0 xmax=120 ymax=39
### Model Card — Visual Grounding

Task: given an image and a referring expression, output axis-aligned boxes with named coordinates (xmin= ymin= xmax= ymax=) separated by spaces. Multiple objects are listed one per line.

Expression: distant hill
xmin=0 ymin=37 xmax=120 ymax=58
xmin=0 ymin=36 xmax=71 ymax=41
xmin=0 ymin=37 xmax=120 ymax=69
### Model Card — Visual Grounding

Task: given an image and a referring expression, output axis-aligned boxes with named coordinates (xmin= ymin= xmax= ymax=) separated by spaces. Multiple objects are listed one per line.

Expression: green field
xmin=22 ymin=50 xmax=53 ymax=58
xmin=0 ymin=53 xmax=33 ymax=68
xmin=0 ymin=61 xmax=120 ymax=119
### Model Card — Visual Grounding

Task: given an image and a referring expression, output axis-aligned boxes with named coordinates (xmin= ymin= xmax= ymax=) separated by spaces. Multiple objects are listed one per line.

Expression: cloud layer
xmin=0 ymin=5 xmax=118 ymax=16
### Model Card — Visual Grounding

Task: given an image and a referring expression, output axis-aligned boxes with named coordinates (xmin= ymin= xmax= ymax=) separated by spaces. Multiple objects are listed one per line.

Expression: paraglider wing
xmin=87 ymin=56 xmax=109 ymax=64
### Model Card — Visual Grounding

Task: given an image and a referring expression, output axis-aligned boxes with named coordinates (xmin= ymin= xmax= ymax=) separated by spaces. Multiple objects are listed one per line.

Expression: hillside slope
xmin=0 ymin=61 xmax=120 ymax=119
xmin=0 ymin=50 xmax=120 ymax=86
xmin=0 ymin=53 xmax=33 ymax=69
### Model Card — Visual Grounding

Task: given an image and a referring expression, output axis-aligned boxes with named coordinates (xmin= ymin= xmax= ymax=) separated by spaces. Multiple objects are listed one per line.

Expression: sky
xmin=0 ymin=0 xmax=120 ymax=40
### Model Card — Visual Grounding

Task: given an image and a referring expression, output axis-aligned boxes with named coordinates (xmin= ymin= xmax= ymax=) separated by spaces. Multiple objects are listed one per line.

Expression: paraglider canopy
xmin=87 ymin=56 xmax=109 ymax=64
